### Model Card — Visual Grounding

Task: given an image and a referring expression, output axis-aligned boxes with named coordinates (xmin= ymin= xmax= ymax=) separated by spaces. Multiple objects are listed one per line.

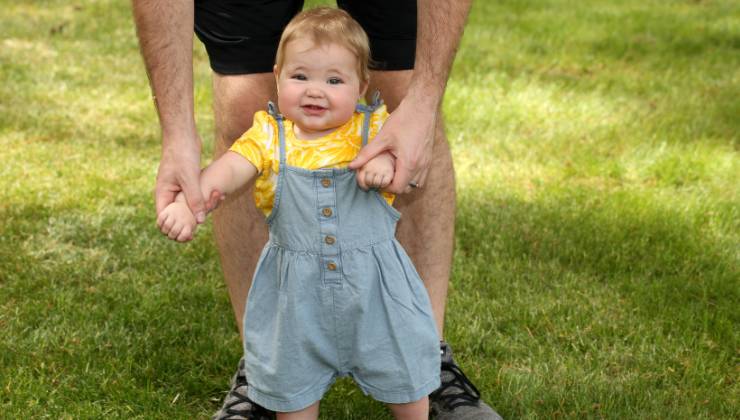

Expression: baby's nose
xmin=306 ymin=87 xmax=324 ymax=98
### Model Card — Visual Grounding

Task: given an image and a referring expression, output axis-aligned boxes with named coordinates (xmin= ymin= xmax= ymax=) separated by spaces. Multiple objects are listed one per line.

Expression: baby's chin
xmin=294 ymin=123 xmax=343 ymax=140
xmin=301 ymin=119 xmax=346 ymax=132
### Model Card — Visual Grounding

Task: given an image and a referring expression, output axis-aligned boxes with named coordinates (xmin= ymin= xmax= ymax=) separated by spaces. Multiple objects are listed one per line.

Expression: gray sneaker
xmin=429 ymin=342 xmax=503 ymax=420
xmin=212 ymin=357 xmax=275 ymax=420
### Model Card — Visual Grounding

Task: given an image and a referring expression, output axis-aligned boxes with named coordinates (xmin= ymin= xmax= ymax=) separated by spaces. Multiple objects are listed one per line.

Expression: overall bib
xmin=243 ymin=101 xmax=440 ymax=412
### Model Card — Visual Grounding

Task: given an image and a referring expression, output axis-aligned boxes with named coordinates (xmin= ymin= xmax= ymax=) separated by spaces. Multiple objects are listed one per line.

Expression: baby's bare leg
xmin=276 ymin=402 xmax=320 ymax=420
xmin=387 ymin=397 xmax=429 ymax=420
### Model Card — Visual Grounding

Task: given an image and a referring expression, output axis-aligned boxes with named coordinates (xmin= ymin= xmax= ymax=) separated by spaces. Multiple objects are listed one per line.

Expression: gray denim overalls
xmin=243 ymin=100 xmax=441 ymax=413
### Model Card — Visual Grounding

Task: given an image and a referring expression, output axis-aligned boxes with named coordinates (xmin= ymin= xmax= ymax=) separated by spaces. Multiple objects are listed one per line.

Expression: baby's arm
xmin=199 ymin=151 xmax=259 ymax=199
xmin=356 ymin=151 xmax=395 ymax=190
xmin=157 ymin=151 xmax=258 ymax=242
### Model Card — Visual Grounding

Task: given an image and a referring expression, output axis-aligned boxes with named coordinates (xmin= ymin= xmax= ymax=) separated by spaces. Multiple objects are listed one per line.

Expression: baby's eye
xmin=291 ymin=74 xmax=307 ymax=81
xmin=327 ymin=77 xmax=343 ymax=85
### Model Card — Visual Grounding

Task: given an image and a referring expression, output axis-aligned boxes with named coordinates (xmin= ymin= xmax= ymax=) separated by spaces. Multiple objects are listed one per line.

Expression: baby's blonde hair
xmin=275 ymin=7 xmax=370 ymax=84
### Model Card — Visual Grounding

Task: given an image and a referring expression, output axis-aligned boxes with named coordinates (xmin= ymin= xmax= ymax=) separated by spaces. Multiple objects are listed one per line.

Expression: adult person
xmin=132 ymin=1 xmax=501 ymax=419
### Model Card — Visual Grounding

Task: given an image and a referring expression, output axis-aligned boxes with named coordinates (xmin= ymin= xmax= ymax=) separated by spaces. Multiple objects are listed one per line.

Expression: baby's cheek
xmin=336 ymin=107 xmax=355 ymax=126
xmin=336 ymin=93 xmax=359 ymax=119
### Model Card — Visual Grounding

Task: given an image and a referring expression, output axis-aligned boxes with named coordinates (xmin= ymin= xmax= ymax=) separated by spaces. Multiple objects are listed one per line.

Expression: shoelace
xmin=430 ymin=361 xmax=481 ymax=410
xmin=220 ymin=371 xmax=275 ymax=420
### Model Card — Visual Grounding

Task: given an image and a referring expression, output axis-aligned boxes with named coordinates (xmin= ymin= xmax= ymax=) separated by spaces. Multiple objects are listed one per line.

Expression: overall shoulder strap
xmin=356 ymin=91 xmax=383 ymax=147
xmin=267 ymin=101 xmax=287 ymax=166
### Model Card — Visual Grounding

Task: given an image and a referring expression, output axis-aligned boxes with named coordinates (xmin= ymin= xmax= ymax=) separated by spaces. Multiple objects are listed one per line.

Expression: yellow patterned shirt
xmin=229 ymin=106 xmax=394 ymax=217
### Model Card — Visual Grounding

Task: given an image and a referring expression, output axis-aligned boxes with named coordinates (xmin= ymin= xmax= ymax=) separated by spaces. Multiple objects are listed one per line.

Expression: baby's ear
xmin=359 ymin=79 xmax=369 ymax=97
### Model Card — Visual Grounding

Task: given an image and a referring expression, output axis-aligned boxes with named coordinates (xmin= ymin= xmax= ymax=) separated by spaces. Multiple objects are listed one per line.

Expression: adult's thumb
xmin=182 ymin=180 xmax=206 ymax=223
xmin=348 ymin=139 xmax=386 ymax=170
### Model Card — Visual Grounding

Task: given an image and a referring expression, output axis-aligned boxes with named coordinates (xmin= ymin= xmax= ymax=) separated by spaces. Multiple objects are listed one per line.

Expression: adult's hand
xmin=349 ymin=96 xmax=437 ymax=194
xmin=154 ymin=135 xmax=207 ymax=223
xmin=349 ymin=0 xmax=472 ymax=193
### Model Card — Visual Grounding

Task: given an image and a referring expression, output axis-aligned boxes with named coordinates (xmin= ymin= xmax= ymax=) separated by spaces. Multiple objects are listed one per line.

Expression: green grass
xmin=1 ymin=0 xmax=738 ymax=418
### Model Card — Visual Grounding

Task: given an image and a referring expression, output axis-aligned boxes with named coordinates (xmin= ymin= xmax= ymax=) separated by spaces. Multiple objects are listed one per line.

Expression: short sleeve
xmin=229 ymin=111 xmax=276 ymax=174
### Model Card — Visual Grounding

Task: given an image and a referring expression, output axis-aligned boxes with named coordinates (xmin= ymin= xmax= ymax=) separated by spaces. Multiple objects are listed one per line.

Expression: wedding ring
xmin=408 ymin=181 xmax=420 ymax=189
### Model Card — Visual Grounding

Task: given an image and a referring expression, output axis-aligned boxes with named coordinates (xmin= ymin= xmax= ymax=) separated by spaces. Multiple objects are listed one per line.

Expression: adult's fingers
xmin=414 ymin=165 xmax=430 ymax=191
xmin=180 ymin=173 xmax=206 ymax=224
xmin=387 ymin=147 xmax=432 ymax=194
xmin=155 ymin=186 xmax=177 ymax=216
xmin=386 ymin=158 xmax=414 ymax=194
xmin=348 ymin=137 xmax=387 ymax=170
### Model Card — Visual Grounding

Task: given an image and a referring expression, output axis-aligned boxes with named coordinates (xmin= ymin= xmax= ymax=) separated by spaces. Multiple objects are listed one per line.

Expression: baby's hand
xmin=157 ymin=201 xmax=197 ymax=242
xmin=356 ymin=151 xmax=395 ymax=190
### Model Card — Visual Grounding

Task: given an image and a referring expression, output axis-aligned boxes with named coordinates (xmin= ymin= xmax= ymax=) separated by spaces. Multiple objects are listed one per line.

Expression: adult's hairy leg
xmin=367 ymin=70 xmax=455 ymax=337
xmin=210 ymin=72 xmax=276 ymax=337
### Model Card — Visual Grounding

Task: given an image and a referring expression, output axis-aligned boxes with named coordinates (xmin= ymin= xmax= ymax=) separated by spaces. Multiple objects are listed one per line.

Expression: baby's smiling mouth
xmin=302 ymin=104 xmax=327 ymax=114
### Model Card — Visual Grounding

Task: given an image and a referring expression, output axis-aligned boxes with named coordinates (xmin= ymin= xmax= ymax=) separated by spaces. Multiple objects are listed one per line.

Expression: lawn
xmin=1 ymin=0 xmax=738 ymax=418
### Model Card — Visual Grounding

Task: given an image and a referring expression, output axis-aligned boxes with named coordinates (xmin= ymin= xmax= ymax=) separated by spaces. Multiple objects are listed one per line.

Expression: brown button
xmin=322 ymin=208 xmax=333 ymax=217
xmin=327 ymin=262 xmax=337 ymax=271
xmin=321 ymin=178 xmax=331 ymax=188
xmin=325 ymin=235 xmax=336 ymax=245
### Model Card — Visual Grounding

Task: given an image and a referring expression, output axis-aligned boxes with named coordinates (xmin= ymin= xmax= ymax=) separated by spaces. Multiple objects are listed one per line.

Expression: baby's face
xmin=275 ymin=39 xmax=367 ymax=140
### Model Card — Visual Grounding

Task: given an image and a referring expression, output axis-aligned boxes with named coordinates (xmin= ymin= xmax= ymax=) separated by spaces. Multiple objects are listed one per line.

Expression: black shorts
xmin=194 ymin=0 xmax=416 ymax=75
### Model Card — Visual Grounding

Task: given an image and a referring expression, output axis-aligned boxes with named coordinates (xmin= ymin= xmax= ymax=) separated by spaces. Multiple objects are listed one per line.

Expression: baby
xmin=158 ymin=7 xmax=439 ymax=419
